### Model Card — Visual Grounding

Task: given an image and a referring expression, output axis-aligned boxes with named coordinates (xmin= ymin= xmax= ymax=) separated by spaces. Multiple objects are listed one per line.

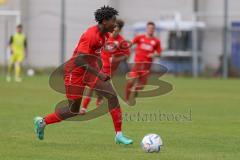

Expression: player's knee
xmin=55 ymin=99 xmax=81 ymax=120
xmin=105 ymin=92 xmax=117 ymax=100
xmin=108 ymin=96 xmax=120 ymax=109
xmin=55 ymin=105 xmax=78 ymax=120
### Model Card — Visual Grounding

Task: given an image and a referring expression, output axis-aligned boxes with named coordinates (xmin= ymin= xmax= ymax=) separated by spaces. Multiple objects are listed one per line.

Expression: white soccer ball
xmin=27 ymin=69 xmax=35 ymax=77
xmin=141 ymin=134 xmax=163 ymax=153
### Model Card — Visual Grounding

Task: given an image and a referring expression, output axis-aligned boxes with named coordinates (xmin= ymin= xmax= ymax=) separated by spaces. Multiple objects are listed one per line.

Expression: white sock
xmin=40 ymin=119 xmax=46 ymax=128
xmin=81 ymin=108 xmax=86 ymax=111
xmin=116 ymin=131 xmax=122 ymax=136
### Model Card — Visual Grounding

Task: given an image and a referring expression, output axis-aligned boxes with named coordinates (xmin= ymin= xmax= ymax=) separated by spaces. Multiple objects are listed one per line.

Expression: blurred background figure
xmin=6 ymin=24 xmax=27 ymax=82
xmin=125 ymin=22 xmax=162 ymax=103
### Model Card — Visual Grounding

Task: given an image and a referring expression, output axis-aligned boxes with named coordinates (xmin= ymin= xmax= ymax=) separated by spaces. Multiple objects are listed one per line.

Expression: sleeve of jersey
xmin=76 ymin=32 xmax=95 ymax=54
xmin=123 ymin=48 xmax=130 ymax=56
xmin=155 ymin=40 xmax=162 ymax=54
xmin=132 ymin=35 xmax=140 ymax=44
xmin=119 ymin=38 xmax=130 ymax=56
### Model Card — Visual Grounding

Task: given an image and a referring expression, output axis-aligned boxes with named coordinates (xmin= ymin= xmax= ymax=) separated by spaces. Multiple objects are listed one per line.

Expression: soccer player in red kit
xmin=125 ymin=22 xmax=162 ymax=103
xmin=80 ymin=19 xmax=130 ymax=114
xmin=34 ymin=6 xmax=133 ymax=145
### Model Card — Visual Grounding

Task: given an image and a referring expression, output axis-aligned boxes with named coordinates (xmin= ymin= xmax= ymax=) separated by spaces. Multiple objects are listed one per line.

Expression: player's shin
xmin=109 ymin=105 xmax=133 ymax=145
xmin=110 ymin=107 xmax=122 ymax=133
xmin=80 ymin=97 xmax=91 ymax=115
xmin=82 ymin=96 xmax=91 ymax=109
xmin=15 ymin=62 xmax=21 ymax=80
xmin=6 ymin=60 xmax=13 ymax=82
xmin=44 ymin=112 xmax=62 ymax=125
xmin=125 ymin=81 xmax=134 ymax=101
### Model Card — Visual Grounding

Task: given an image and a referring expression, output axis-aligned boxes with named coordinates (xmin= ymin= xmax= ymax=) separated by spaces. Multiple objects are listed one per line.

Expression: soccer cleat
xmin=34 ymin=116 xmax=46 ymax=140
xmin=115 ymin=133 xmax=133 ymax=145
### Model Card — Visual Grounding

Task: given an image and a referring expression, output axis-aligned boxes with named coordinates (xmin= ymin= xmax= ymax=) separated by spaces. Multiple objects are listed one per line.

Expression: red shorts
xmin=101 ymin=66 xmax=111 ymax=76
xmin=101 ymin=61 xmax=120 ymax=77
xmin=128 ymin=62 xmax=151 ymax=78
xmin=101 ymin=66 xmax=118 ymax=77
xmin=64 ymin=72 xmax=98 ymax=100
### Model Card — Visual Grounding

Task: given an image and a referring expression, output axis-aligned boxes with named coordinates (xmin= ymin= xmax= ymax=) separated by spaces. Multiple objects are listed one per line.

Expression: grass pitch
xmin=0 ymin=75 xmax=239 ymax=160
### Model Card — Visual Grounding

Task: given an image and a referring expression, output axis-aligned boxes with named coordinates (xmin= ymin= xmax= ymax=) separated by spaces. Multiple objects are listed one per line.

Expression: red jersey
xmin=132 ymin=34 xmax=161 ymax=62
xmin=65 ymin=25 xmax=109 ymax=75
xmin=101 ymin=34 xmax=130 ymax=75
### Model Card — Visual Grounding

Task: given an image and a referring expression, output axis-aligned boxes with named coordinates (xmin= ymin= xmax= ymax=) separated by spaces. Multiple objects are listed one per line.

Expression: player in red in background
xmin=80 ymin=19 xmax=130 ymax=115
xmin=34 ymin=6 xmax=133 ymax=145
xmin=125 ymin=21 xmax=162 ymax=103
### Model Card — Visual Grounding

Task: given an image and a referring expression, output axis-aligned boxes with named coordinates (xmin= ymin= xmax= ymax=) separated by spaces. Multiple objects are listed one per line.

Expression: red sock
xmin=82 ymin=97 xmax=91 ymax=109
xmin=125 ymin=82 xmax=134 ymax=101
xmin=135 ymin=84 xmax=143 ymax=90
xmin=135 ymin=74 xmax=148 ymax=90
xmin=110 ymin=107 xmax=122 ymax=133
xmin=44 ymin=113 xmax=62 ymax=125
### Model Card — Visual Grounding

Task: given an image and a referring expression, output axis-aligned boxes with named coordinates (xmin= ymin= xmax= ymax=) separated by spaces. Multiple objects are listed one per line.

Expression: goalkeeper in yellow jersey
xmin=7 ymin=24 xmax=27 ymax=82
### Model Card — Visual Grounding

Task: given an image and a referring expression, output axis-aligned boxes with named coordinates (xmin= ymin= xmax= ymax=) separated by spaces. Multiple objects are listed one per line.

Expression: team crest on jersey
xmin=150 ymin=40 xmax=156 ymax=45
xmin=104 ymin=41 xmax=118 ymax=53
xmin=114 ymin=41 xmax=119 ymax=46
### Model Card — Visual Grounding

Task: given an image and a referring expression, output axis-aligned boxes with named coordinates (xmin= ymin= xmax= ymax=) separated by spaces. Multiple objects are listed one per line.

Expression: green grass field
xmin=0 ymin=75 xmax=239 ymax=160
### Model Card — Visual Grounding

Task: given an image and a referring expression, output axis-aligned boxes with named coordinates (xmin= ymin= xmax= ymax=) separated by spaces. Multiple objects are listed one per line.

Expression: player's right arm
xmin=121 ymin=35 xmax=141 ymax=49
xmin=147 ymin=39 xmax=162 ymax=58
xmin=74 ymin=32 xmax=110 ymax=81
xmin=74 ymin=54 xmax=110 ymax=81
xmin=132 ymin=35 xmax=141 ymax=45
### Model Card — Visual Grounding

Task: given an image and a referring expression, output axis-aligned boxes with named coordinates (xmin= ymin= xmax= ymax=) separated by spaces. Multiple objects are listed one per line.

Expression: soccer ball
xmin=141 ymin=133 xmax=163 ymax=153
xmin=27 ymin=69 xmax=35 ymax=77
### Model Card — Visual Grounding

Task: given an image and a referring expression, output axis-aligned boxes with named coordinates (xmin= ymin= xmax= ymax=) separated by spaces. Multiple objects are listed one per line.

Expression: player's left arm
xmin=127 ymin=35 xmax=141 ymax=49
xmin=148 ymin=39 xmax=162 ymax=58
xmin=154 ymin=39 xmax=162 ymax=56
